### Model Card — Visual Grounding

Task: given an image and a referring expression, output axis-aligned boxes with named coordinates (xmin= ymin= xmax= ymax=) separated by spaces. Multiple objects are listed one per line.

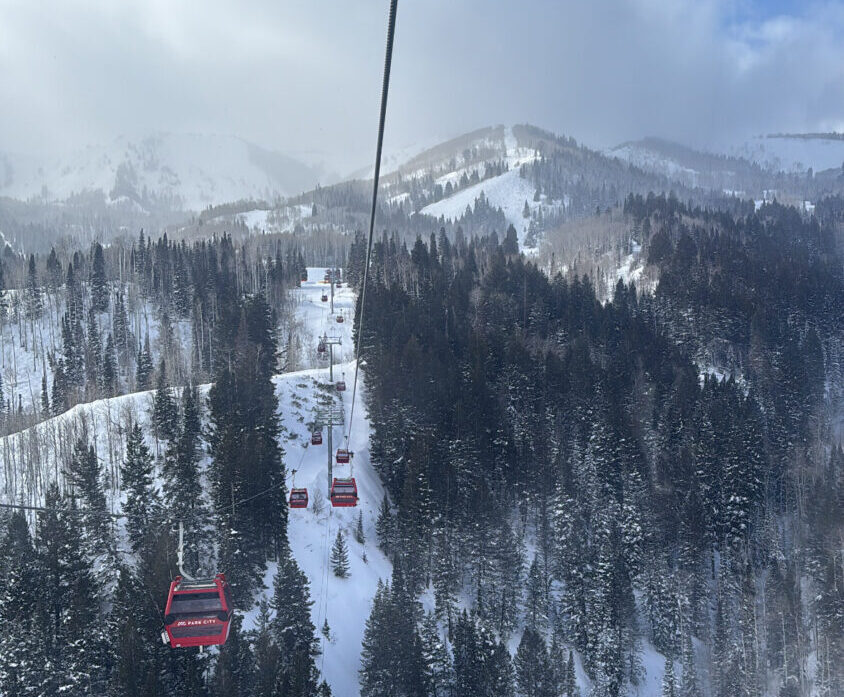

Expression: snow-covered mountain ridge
xmin=0 ymin=133 xmax=328 ymax=211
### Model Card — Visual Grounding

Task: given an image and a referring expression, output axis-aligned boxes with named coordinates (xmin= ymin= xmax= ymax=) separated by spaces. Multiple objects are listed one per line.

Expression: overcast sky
xmin=1 ymin=0 xmax=842 ymax=172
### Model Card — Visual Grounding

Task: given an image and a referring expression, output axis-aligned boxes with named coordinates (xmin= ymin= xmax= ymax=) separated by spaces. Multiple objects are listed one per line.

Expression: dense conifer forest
xmin=0 ymin=191 xmax=840 ymax=696
xmin=354 ymin=195 xmax=842 ymax=697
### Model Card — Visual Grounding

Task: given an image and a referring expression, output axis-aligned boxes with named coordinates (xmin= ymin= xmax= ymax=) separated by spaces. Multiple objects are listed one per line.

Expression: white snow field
xmin=421 ymin=126 xmax=566 ymax=251
xmin=255 ymin=270 xmax=392 ymax=696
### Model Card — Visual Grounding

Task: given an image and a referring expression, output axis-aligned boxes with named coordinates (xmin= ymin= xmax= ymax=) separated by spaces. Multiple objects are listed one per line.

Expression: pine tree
xmin=112 ymin=289 xmax=131 ymax=365
xmin=662 ymin=658 xmax=677 ymax=697
xmin=355 ymin=510 xmax=366 ymax=544
xmin=211 ymin=614 xmax=255 ymax=697
xmin=152 ymin=359 xmax=178 ymax=443
xmin=41 ymin=369 xmax=50 ymax=416
xmin=331 ymin=530 xmax=350 ymax=578
xmin=251 ymin=600 xmax=281 ymax=697
xmin=90 ymin=241 xmax=109 ymax=312
xmin=209 ymin=295 xmax=286 ymax=601
xmin=167 ymin=384 xmax=207 ymax=571
xmin=515 ymin=626 xmax=554 ymax=697
xmin=420 ymin=612 xmax=453 ymax=697
xmin=432 ymin=526 xmax=459 ymax=629
xmin=564 ymin=650 xmax=579 ymax=697
xmin=25 ymin=253 xmax=42 ymax=319
xmin=502 ymin=224 xmax=519 ymax=255
xmin=271 ymin=543 xmax=320 ymax=692
xmin=56 ymin=500 xmax=111 ymax=693
xmin=360 ymin=578 xmax=429 ymax=697
xmin=109 ymin=566 xmax=159 ymax=697
xmin=86 ymin=306 xmax=102 ymax=395
xmin=65 ymin=438 xmax=113 ymax=557
xmin=0 ymin=254 xmax=6 ymax=318
xmin=525 ymin=554 xmax=547 ymax=630
xmin=136 ymin=334 xmax=154 ymax=390
xmin=376 ymin=494 xmax=394 ymax=555
xmin=102 ymin=332 xmax=118 ymax=396
xmin=0 ymin=511 xmax=42 ymax=694
xmin=679 ymin=631 xmax=700 ymax=697
xmin=122 ymin=424 xmax=161 ymax=555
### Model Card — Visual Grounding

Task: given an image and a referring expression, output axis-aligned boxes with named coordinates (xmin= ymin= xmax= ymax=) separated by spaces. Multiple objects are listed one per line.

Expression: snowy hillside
xmin=419 ymin=126 xmax=567 ymax=250
xmin=0 ymin=134 xmax=326 ymax=210
xmin=0 ymin=269 xmax=389 ymax=697
xmin=732 ymin=134 xmax=844 ymax=174
xmin=608 ymin=141 xmax=701 ymax=187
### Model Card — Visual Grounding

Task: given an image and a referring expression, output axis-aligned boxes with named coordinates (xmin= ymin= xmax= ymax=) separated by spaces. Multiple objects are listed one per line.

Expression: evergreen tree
xmin=376 ymin=494 xmax=394 ymax=556
xmin=355 ymin=510 xmax=366 ymax=544
xmin=251 ymin=600 xmax=281 ymax=697
xmin=152 ymin=359 xmax=178 ymax=443
xmin=420 ymin=612 xmax=453 ymax=697
xmin=515 ymin=626 xmax=553 ymax=697
xmin=90 ymin=241 xmax=109 ymax=312
xmin=212 ymin=614 xmax=255 ymax=697
xmin=360 ymin=579 xmax=429 ymax=697
xmin=502 ymin=224 xmax=519 ymax=255
xmin=209 ymin=294 xmax=286 ymax=602
xmin=564 ymin=650 xmax=579 ymax=697
xmin=109 ymin=566 xmax=161 ymax=697
xmin=679 ymin=632 xmax=699 ymax=697
xmin=0 ymin=253 xmax=6 ymax=317
xmin=0 ymin=511 xmax=42 ymax=694
xmin=330 ymin=530 xmax=350 ymax=578
xmin=25 ymin=252 xmax=43 ymax=319
xmin=662 ymin=658 xmax=677 ymax=697
xmin=86 ymin=307 xmax=102 ymax=395
xmin=271 ymin=543 xmax=320 ymax=693
xmin=102 ymin=333 xmax=118 ymax=396
xmin=452 ymin=611 xmax=515 ymax=697
xmin=65 ymin=438 xmax=113 ymax=557
xmin=524 ymin=554 xmax=547 ymax=631
xmin=112 ymin=289 xmax=132 ymax=365
xmin=121 ymin=424 xmax=161 ymax=555
xmin=136 ymin=334 xmax=154 ymax=390
xmin=50 ymin=498 xmax=111 ymax=694
xmin=166 ymin=384 xmax=207 ymax=571
xmin=41 ymin=369 xmax=50 ymax=416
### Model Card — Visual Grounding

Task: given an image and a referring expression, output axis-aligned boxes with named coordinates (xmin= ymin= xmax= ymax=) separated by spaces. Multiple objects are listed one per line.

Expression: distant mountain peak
xmin=0 ymin=133 xmax=329 ymax=211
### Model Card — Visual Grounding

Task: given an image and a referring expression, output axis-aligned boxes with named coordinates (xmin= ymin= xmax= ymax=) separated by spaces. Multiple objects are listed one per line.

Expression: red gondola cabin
xmin=330 ymin=477 xmax=358 ymax=507
xmin=163 ymin=574 xmax=233 ymax=648
xmin=336 ymin=315 xmax=345 ymax=323
xmin=317 ymin=341 xmax=326 ymax=354
xmin=336 ymin=448 xmax=351 ymax=464
xmin=321 ymin=294 xmax=328 ymax=302
xmin=336 ymin=380 xmax=346 ymax=392
xmin=311 ymin=430 xmax=323 ymax=445
xmin=289 ymin=488 xmax=309 ymax=509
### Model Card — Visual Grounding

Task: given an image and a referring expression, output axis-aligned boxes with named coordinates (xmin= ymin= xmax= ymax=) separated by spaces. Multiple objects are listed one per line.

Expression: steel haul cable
xmin=346 ymin=0 xmax=398 ymax=447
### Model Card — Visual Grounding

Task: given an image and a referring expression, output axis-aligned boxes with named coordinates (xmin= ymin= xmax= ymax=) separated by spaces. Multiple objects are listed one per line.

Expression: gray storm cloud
xmin=1 ymin=0 xmax=842 ymax=172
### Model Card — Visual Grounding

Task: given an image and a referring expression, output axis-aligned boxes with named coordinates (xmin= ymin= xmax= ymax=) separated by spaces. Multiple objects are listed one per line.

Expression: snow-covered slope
xmin=260 ymin=271 xmax=390 ymax=696
xmin=0 ymin=269 xmax=387 ymax=697
xmin=0 ymin=134 xmax=326 ymax=210
xmin=732 ymin=134 xmax=844 ymax=174
xmin=608 ymin=141 xmax=701 ymax=187
xmin=419 ymin=126 xmax=566 ymax=250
